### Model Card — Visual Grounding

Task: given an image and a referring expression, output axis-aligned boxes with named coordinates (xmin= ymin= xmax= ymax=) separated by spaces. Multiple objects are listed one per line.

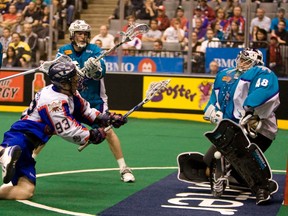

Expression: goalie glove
xmin=203 ymin=104 xmax=223 ymax=124
xmin=89 ymin=128 xmax=106 ymax=144
xmin=240 ymin=110 xmax=262 ymax=138
xmin=84 ymin=57 xmax=103 ymax=80
xmin=95 ymin=112 xmax=128 ymax=128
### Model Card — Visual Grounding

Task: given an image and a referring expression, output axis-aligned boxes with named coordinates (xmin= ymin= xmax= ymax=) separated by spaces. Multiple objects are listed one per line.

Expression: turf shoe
xmin=120 ymin=166 xmax=135 ymax=183
xmin=0 ymin=146 xmax=22 ymax=184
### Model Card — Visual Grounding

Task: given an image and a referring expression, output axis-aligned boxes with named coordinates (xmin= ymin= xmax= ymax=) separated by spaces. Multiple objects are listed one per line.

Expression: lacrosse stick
xmin=0 ymin=54 xmax=73 ymax=82
xmin=78 ymin=79 xmax=171 ymax=152
xmin=81 ymin=23 xmax=149 ymax=74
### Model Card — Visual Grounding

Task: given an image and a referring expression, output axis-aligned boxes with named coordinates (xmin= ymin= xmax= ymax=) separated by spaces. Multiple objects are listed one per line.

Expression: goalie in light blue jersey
xmin=202 ymin=48 xmax=280 ymax=204
xmin=55 ymin=20 xmax=135 ymax=183
xmin=204 ymin=48 xmax=280 ymax=146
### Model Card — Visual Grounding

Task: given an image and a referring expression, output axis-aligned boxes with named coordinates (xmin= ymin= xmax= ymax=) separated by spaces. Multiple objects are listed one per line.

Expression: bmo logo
xmin=138 ymin=58 xmax=157 ymax=72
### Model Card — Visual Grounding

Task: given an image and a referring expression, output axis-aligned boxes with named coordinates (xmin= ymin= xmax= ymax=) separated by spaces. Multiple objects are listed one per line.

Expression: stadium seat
xmin=163 ymin=42 xmax=181 ymax=51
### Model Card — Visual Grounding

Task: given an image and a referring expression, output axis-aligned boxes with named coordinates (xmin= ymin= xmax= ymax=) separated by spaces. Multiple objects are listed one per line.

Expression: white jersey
xmin=16 ymin=84 xmax=100 ymax=145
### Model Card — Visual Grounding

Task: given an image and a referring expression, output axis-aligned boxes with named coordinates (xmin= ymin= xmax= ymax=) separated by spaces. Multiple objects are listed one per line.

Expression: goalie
xmin=178 ymin=48 xmax=280 ymax=204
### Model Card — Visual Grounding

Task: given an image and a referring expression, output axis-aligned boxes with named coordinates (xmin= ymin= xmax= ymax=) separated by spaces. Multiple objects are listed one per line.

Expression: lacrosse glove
xmin=89 ymin=128 xmax=106 ymax=144
xmin=203 ymin=104 xmax=223 ymax=124
xmin=240 ymin=110 xmax=262 ymax=138
xmin=84 ymin=57 xmax=103 ymax=80
xmin=95 ymin=112 xmax=128 ymax=128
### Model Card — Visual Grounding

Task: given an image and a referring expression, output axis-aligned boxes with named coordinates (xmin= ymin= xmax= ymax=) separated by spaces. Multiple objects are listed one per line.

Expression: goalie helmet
xmin=48 ymin=62 xmax=78 ymax=93
xmin=236 ymin=48 xmax=264 ymax=72
xmin=69 ymin=20 xmax=91 ymax=49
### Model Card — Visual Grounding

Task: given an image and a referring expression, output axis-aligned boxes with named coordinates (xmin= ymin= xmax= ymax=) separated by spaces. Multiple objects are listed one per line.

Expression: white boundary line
xmin=16 ymin=166 xmax=178 ymax=216
xmin=16 ymin=166 xmax=286 ymax=215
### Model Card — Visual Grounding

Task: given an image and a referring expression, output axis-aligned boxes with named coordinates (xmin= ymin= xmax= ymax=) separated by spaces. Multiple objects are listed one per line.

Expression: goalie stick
xmin=78 ymin=79 xmax=171 ymax=152
xmin=0 ymin=54 xmax=74 ymax=82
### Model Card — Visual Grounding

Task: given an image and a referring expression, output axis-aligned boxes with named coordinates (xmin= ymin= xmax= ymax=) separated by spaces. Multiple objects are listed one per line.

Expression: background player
xmin=56 ymin=20 xmax=135 ymax=183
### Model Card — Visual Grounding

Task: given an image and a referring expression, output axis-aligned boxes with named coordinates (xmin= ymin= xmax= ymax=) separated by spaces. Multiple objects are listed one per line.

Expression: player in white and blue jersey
xmin=55 ymin=20 xmax=135 ymax=183
xmin=0 ymin=61 xmax=127 ymax=199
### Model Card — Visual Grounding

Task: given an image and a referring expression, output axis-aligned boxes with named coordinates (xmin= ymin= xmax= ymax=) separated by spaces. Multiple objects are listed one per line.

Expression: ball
xmin=214 ymin=151 xmax=222 ymax=159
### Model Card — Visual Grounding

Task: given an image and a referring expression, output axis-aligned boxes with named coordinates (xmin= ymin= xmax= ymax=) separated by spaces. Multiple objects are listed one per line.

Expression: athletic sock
xmin=117 ymin=158 xmax=127 ymax=170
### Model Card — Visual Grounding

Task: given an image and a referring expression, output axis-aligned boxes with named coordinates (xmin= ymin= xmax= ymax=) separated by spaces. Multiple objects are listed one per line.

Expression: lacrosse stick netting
xmin=0 ymin=54 xmax=73 ymax=82
xmin=78 ymin=79 xmax=171 ymax=152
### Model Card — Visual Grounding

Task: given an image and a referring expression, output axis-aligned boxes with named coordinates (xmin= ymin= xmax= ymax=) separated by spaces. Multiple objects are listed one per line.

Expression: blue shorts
xmin=1 ymin=131 xmax=36 ymax=185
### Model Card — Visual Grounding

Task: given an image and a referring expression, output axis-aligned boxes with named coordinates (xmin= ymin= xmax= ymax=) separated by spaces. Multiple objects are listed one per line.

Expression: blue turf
xmin=100 ymin=172 xmax=285 ymax=216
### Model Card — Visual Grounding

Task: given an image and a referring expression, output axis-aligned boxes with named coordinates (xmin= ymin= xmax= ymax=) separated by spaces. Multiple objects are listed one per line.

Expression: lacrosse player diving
xmin=32 ymin=20 xmax=136 ymax=183
xmin=177 ymin=48 xmax=280 ymax=204
xmin=0 ymin=61 xmax=127 ymax=199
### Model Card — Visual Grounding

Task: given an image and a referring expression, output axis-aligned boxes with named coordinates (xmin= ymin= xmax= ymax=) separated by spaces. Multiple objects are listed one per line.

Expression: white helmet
xmin=236 ymin=48 xmax=264 ymax=72
xmin=69 ymin=20 xmax=91 ymax=48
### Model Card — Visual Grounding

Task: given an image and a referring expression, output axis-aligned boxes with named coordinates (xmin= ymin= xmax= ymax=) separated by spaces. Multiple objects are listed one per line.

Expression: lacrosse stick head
xmin=38 ymin=55 xmax=73 ymax=74
xmin=145 ymin=79 xmax=171 ymax=102
xmin=120 ymin=23 xmax=149 ymax=43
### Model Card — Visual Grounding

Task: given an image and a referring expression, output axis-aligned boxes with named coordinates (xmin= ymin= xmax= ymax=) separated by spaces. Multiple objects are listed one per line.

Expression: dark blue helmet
xmin=48 ymin=62 xmax=77 ymax=85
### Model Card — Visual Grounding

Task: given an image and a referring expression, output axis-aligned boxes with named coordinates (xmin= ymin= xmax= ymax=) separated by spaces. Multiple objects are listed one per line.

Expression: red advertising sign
xmin=0 ymin=71 xmax=24 ymax=102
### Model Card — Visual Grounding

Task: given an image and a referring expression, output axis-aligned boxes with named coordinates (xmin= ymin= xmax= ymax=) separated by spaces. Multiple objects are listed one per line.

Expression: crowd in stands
xmin=103 ymin=0 xmax=288 ymax=76
xmin=1 ymin=0 xmax=288 ymax=77
xmin=0 ymin=0 xmax=75 ymax=67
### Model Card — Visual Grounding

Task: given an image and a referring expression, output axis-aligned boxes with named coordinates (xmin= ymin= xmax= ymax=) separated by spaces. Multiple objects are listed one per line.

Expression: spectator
xmin=183 ymin=31 xmax=202 ymax=52
xmin=268 ymin=36 xmax=286 ymax=77
xmin=189 ymin=5 xmax=209 ymax=31
xmin=224 ymin=6 xmax=245 ymax=33
xmin=22 ymin=1 xmax=42 ymax=28
xmin=61 ymin=0 xmax=76 ymax=27
xmin=229 ymin=32 xmax=245 ymax=48
xmin=213 ymin=8 xmax=228 ymax=30
xmin=0 ymin=27 xmax=12 ymax=57
xmin=2 ymin=46 xmax=20 ymax=67
xmin=161 ymin=18 xmax=185 ymax=43
xmin=270 ymin=7 xmax=288 ymax=34
xmin=250 ymin=8 xmax=271 ymax=35
xmin=11 ymin=0 xmax=28 ymax=12
xmin=135 ymin=0 xmax=157 ymax=20
xmin=108 ymin=0 xmax=134 ymax=21
xmin=272 ymin=20 xmax=288 ymax=45
xmin=224 ymin=20 xmax=239 ymax=43
xmin=210 ymin=20 xmax=225 ymax=41
xmin=223 ymin=0 xmax=238 ymax=18
xmin=142 ymin=18 xmax=162 ymax=42
xmin=90 ymin=25 xmax=115 ymax=49
xmin=147 ymin=39 xmax=173 ymax=57
xmin=155 ymin=5 xmax=170 ymax=32
xmin=171 ymin=5 xmax=188 ymax=32
xmin=131 ymin=0 xmax=144 ymax=13
xmin=0 ymin=0 xmax=10 ymax=15
xmin=9 ymin=32 xmax=31 ymax=67
xmin=194 ymin=17 xmax=207 ymax=42
xmin=122 ymin=36 xmax=142 ymax=55
xmin=95 ymin=39 xmax=102 ymax=48
xmin=21 ymin=23 xmax=38 ymax=64
xmin=33 ymin=5 xmax=55 ymax=39
xmin=196 ymin=0 xmax=216 ymax=22
xmin=208 ymin=60 xmax=219 ymax=75
xmin=200 ymin=29 xmax=221 ymax=54
xmin=252 ymin=28 xmax=268 ymax=49
xmin=0 ymin=5 xmax=19 ymax=31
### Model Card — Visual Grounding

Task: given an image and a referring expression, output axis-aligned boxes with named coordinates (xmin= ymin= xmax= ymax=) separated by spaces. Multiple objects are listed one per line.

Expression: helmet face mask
xmin=48 ymin=62 xmax=79 ymax=95
xmin=236 ymin=48 xmax=264 ymax=72
xmin=69 ymin=20 xmax=91 ymax=49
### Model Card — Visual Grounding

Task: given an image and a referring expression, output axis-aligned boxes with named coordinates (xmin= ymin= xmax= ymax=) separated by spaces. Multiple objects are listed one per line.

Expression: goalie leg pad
xmin=205 ymin=119 xmax=277 ymax=196
xmin=177 ymin=152 xmax=209 ymax=183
